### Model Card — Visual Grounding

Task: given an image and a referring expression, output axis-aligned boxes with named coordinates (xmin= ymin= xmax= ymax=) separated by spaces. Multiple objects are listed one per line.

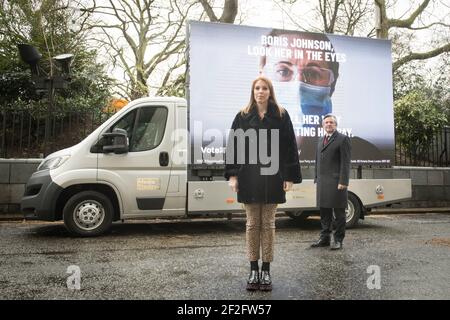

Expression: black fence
xmin=0 ymin=106 xmax=114 ymax=158
xmin=395 ymin=127 xmax=450 ymax=167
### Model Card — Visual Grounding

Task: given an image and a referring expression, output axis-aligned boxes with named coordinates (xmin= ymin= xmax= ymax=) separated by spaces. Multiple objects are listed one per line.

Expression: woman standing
xmin=225 ymin=76 xmax=302 ymax=291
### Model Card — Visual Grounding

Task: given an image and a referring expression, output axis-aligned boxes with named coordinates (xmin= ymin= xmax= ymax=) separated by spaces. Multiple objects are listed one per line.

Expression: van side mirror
xmin=102 ymin=128 xmax=129 ymax=154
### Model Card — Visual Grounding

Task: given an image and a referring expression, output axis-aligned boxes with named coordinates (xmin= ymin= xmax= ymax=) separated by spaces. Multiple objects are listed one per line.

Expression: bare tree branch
xmin=86 ymin=0 xmax=195 ymax=98
xmin=199 ymin=0 xmax=238 ymax=23
xmin=198 ymin=0 xmax=218 ymax=21
xmin=158 ymin=53 xmax=185 ymax=92
xmin=374 ymin=0 xmax=449 ymax=69
xmin=393 ymin=43 xmax=450 ymax=71
xmin=407 ymin=21 xmax=450 ymax=30
xmin=388 ymin=0 xmax=432 ymax=29
xmin=272 ymin=0 xmax=315 ymax=32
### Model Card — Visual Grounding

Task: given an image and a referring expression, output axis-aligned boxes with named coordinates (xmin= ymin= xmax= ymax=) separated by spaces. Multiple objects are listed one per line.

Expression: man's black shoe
xmin=310 ymin=239 xmax=330 ymax=248
xmin=246 ymin=270 xmax=259 ymax=291
xmin=330 ymin=241 xmax=343 ymax=250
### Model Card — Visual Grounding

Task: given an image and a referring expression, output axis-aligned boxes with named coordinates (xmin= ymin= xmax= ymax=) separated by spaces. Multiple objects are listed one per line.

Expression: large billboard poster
xmin=188 ymin=21 xmax=395 ymax=167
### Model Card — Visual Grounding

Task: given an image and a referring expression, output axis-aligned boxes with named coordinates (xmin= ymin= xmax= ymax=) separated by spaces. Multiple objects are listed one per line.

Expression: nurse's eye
xmin=275 ymin=66 xmax=294 ymax=81
xmin=274 ymin=63 xmax=296 ymax=81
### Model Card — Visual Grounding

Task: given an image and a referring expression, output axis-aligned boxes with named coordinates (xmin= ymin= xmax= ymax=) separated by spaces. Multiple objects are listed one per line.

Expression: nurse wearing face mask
xmin=259 ymin=31 xmax=340 ymax=162
xmin=259 ymin=30 xmax=389 ymax=164
xmin=260 ymin=32 xmax=340 ymax=122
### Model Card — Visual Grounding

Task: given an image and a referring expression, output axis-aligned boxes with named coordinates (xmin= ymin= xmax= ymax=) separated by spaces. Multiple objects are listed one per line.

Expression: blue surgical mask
xmin=272 ymin=81 xmax=301 ymax=119
xmin=299 ymin=82 xmax=332 ymax=116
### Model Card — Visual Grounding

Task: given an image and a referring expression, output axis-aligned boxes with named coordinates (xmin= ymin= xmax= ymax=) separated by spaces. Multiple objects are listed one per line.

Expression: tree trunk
xmin=199 ymin=0 xmax=238 ymax=23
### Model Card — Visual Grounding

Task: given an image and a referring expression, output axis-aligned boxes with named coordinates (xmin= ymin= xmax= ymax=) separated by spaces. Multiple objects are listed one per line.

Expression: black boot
xmin=259 ymin=262 xmax=272 ymax=291
xmin=246 ymin=261 xmax=259 ymax=291
xmin=310 ymin=237 xmax=330 ymax=248
xmin=330 ymin=241 xmax=343 ymax=250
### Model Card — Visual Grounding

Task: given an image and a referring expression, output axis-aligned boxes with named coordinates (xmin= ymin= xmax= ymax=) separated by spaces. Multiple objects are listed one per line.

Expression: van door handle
xmin=159 ymin=152 xmax=169 ymax=167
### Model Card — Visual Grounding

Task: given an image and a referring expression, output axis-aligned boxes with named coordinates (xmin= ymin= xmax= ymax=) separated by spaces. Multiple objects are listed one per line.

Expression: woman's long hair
xmin=241 ymin=76 xmax=285 ymax=118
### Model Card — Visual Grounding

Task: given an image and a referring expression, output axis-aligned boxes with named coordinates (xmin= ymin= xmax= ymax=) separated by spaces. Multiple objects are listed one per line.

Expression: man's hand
xmin=337 ymin=184 xmax=347 ymax=190
xmin=229 ymin=176 xmax=238 ymax=192
xmin=284 ymin=181 xmax=293 ymax=192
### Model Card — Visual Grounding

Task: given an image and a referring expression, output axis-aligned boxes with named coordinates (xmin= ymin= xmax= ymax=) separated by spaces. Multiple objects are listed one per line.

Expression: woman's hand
xmin=229 ymin=176 xmax=239 ymax=192
xmin=337 ymin=184 xmax=347 ymax=190
xmin=283 ymin=181 xmax=293 ymax=192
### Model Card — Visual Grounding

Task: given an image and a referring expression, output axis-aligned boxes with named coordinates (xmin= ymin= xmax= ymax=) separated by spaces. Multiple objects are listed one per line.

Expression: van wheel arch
xmin=55 ymin=184 xmax=121 ymax=222
xmin=286 ymin=192 xmax=364 ymax=228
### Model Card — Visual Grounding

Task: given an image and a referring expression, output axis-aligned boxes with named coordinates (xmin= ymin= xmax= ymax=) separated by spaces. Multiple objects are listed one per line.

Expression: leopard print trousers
xmin=244 ymin=203 xmax=278 ymax=262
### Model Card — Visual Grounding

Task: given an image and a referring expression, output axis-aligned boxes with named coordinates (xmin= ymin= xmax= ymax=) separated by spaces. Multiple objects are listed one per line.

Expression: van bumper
xmin=21 ymin=170 xmax=63 ymax=221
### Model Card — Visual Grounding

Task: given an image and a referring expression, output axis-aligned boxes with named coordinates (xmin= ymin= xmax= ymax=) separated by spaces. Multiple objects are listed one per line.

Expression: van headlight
xmin=37 ymin=155 xmax=70 ymax=171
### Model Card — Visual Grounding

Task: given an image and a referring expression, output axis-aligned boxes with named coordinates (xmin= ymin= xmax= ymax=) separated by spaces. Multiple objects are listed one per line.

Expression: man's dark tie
xmin=323 ymin=135 xmax=329 ymax=145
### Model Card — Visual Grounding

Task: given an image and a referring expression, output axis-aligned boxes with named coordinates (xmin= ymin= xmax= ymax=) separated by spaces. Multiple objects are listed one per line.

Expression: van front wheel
xmin=63 ymin=191 xmax=113 ymax=236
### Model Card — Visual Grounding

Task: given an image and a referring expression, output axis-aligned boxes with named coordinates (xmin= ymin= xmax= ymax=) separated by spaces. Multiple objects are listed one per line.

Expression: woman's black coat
xmin=224 ymin=102 xmax=302 ymax=204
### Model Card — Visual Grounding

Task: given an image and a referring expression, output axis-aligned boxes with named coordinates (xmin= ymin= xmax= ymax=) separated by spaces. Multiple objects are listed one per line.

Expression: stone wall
xmin=0 ymin=159 xmax=41 ymax=213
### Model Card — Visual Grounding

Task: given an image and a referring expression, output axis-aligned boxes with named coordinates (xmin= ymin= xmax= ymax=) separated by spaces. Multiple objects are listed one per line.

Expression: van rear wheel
xmin=63 ymin=191 xmax=113 ymax=236
xmin=344 ymin=193 xmax=361 ymax=228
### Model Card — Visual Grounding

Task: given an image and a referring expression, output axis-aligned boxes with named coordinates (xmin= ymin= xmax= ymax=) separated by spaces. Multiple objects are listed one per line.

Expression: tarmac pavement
xmin=0 ymin=212 xmax=449 ymax=300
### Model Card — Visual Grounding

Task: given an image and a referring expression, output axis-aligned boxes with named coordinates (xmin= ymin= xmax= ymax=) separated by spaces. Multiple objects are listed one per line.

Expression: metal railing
xmin=395 ymin=127 xmax=449 ymax=167
xmin=0 ymin=106 xmax=114 ymax=158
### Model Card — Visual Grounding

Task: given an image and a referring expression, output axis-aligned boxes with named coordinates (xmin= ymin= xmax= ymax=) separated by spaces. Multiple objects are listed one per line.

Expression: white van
xmin=21 ymin=97 xmax=412 ymax=236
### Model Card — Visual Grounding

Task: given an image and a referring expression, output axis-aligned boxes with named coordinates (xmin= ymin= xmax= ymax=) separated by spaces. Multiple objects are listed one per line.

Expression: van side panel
xmin=187 ymin=180 xmax=317 ymax=213
xmin=187 ymin=179 xmax=412 ymax=213
xmin=348 ymin=179 xmax=412 ymax=207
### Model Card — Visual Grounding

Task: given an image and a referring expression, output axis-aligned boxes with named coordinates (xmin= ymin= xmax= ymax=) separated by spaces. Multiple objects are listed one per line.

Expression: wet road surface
xmin=0 ymin=213 xmax=449 ymax=299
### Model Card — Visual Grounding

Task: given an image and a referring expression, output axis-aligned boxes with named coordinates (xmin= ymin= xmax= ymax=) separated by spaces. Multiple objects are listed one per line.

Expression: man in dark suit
xmin=311 ymin=114 xmax=351 ymax=250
